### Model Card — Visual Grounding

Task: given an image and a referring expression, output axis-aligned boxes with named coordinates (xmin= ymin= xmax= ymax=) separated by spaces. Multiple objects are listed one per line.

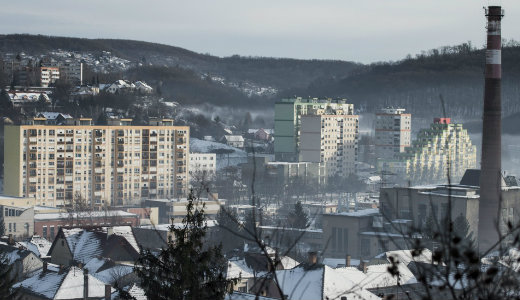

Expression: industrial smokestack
xmin=479 ymin=6 xmax=504 ymax=252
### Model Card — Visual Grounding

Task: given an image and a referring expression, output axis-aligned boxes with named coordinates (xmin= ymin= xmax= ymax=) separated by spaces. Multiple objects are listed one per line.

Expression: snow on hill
xmin=190 ymin=138 xmax=247 ymax=170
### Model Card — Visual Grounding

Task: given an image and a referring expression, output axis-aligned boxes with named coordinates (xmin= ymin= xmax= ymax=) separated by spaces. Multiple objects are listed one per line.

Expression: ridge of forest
xmin=2 ymin=35 xmax=520 ymax=121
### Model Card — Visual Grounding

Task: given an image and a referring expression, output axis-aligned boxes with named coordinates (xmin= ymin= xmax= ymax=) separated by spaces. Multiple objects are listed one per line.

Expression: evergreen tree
xmin=216 ymin=207 xmax=242 ymax=253
xmin=0 ymin=89 xmax=12 ymax=110
xmin=453 ymin=214 xmax=475 ymax=249
xmin=288 ymin=201 xmax=309 ymax=229
xmin=36 ymin=94 xmax=47 ymax=111
xmin=0 ymin=250 xmax=16 ymax=299
xmin=135 ymin=191 xmax=232 ymax=300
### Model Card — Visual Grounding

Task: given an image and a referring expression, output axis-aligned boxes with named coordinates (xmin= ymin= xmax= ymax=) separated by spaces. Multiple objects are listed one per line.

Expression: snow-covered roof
xmin=0 ymin=244 xmax=34 ymax=264
xmin=105 ymin=226 xmax=140 ymax=253
xmin=248 ymin=128 xmax=274 ymax=135
xmin=15 ymin=266 xmax=113 ymax=299
xmin=36 ymin=112 xmax=72 ymax=120
xmin=225 ymin=292 xmax=276 ymax=300
xmin=9 ymin=92 xmax=49 ymax=101
xmin=62 ymin=228 xmax=103 ymax=264
xmin=363 ymin=263 xmax=417 ymax=289
xmin=385 ymin=249 xmax=433 ymax=266
xmin=190 ymin=138 xmax=247 ymax=170
xmin=126 ymin=284 xmax=148 ymax=300
xmin=17 ymin=235 xmax=52 ymax=258
xmin=134 ymin=81 xmax=153 ymax=90
xmin=227 ymin=258 xmax=255 ymax=279
xmin=224 ymin=135 xmax=245 ymax=142
xmin=329 ymin=208 xmax=379 ymax=217
xmin=280 ymin=256 xmax=300 ymax=269
xmin=274 ymin=265 xmax=379 ymax=300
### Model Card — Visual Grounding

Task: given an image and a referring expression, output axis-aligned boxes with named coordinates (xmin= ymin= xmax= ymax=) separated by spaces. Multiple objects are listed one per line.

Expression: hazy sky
xmin=1 ymin=0 xmax=519 ymax=63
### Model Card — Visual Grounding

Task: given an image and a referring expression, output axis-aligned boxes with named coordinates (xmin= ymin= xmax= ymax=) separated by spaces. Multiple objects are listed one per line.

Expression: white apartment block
xmin=401 ymin=118 xmax=477 ymax=183
xmin=3 ymin=118 xmax=189 ymax=208
xmin=189 ymin=153 xmax=216 ymax=185
xmin=299 ymin=113 xmax=359 ymax=178
xmin=375 ymin=108 xmax=411 ymax=160
xmin=40 ymin=67 xmax=60 ymax=87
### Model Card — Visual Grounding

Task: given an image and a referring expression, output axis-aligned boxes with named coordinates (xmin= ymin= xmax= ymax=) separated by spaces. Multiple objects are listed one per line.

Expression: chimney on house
xmin=107 ymin=227 xmax=114 ymax=238
xmin=479 ymin=5 xmax=504 ymax=253
xmin=346 ymin=254 xmax=351 ymax=267
xmin=360 ymin=260 xmax=368 ymax=274
xmin=43 ymin=261 xmax=48 ymax=273
xmin=308 ymin=251 xmax=318 ymax=265
xmin=83 ymin=268 xmax=89 ymax=300
xmin=104 ymin=284 xmax=111 ymax=300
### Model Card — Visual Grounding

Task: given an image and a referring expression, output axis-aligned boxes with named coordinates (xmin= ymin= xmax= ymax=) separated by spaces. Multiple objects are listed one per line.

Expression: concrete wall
xmin=49 ymin=236 xmax=73 ymax=266
xmin=1 ymin=206 xmax=34 ymax=239
xmin=3 ymin=126 xmax=22 ymax=197
xmin=299 ymin=115 xmax=322 ymax=163
xmin=322 ymin=214 xmax=373 ymax=258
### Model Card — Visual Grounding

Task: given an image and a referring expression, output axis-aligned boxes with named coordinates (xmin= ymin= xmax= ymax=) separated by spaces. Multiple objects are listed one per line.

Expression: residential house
xmin=0 ymin=244 xmax=43 ymax=280
xmin=105 ymin=80 xmax=135 ymax=94
xmin=247 ymin=128 xmax=273 ymax=141
xmin=48 ymin=226 xmax=140 ymax=266
xmin=17 ymin=235 xmax=52 ymax=258
xmin=250 ymin=264 xmax=380 ymax=300
xmin=221 ymin=135 xmax=245 ymax=148
xmin=134 ymin=81 xmax=153 ymax=93
xmin=83 ymin=257 xmax=136 ymax=287
xmin=15 ymin=265 xmax=114 ymax=300
xmin=35 ymin=112 xmax=73 ymax=125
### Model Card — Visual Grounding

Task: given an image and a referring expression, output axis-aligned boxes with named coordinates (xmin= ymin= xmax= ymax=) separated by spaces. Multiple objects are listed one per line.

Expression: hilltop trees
xmin=135 ymin=191 xmax=232 ymax=300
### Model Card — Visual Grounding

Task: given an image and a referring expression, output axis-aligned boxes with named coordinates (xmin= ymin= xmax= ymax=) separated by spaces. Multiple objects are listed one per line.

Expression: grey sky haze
xmin=1 ymin=0 xmax=519 ymax=63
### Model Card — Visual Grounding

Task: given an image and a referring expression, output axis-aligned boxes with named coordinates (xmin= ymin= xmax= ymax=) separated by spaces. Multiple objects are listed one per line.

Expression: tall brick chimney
xmin=479 ymin=6 xmax=504 ymax=252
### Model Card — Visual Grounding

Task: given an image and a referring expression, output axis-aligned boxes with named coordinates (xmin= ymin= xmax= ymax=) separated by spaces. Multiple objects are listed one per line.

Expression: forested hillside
xmin=0 ymin=34 xmax=360 ymax=90
xmin=284 ymin=42 xmax=520 ymax=119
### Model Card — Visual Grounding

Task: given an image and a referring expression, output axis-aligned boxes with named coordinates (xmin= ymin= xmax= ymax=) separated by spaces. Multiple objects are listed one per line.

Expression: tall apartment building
xmin=400 ymin=118 xmax=477 ymax=183
xmin=40 ymin=67 xmax=60 ymax=87
xmin=3 ymin=118 xmax=189 ymax=208
xmin=274 ymin=97 xmax=354 ymax=162
xmin=375 ymin=108 xmax=411 ymax=160
xmin=59 ymin=61 xmax=83 ymax=85
xmin=299 ymin=113 xmax=359 ymax=178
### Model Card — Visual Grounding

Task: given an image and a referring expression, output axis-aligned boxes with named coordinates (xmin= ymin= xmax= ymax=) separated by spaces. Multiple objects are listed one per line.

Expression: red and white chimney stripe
xmin=485 ymin=10 xmax=502 ymax=79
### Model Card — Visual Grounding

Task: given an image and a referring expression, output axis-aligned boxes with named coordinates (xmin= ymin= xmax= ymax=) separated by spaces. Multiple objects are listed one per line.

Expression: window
xmin=42 ymin=226 xmax=47 ymax=239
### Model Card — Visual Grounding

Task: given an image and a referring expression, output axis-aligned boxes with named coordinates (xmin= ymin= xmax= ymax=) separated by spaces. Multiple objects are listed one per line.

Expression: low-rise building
xmin=221 ymin=135 xmax=245 ymax=148
xmin=189 ymin=153 xmax=217 ymax=185
xmin=34 ymin=211 xmax=139 ymax=240
xmin=48 ymin=226 xmax=140 ymax=266
xmin=0 ymin=205 xmax=34 ymax=239
xmin=144 ymin=198 xmax=224 ymax=223
xmin=0 ymin=244 xmax=43 ymax=280
xmin=15 ymin=265 xmax=114 ymax=300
